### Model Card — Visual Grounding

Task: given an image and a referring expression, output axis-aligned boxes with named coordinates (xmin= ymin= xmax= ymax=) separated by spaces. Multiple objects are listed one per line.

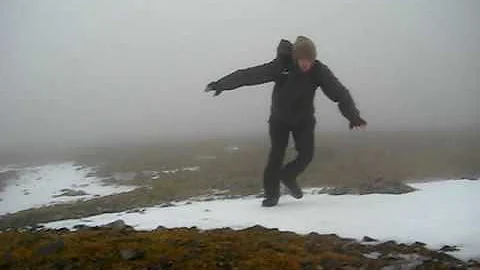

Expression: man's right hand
xmin=205 ymin=82 xmax=223 ymax=97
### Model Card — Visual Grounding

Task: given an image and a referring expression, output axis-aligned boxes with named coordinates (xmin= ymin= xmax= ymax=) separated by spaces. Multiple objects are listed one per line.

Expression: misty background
xmin=1 ymin=0 xmax=479 ymax=150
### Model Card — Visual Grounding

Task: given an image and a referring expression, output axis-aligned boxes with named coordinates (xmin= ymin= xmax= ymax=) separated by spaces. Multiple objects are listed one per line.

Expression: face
xmin=297 ymin=58 xmax=314 ymax=72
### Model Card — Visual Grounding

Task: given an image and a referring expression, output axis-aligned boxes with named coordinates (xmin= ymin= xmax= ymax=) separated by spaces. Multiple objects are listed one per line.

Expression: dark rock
xmin=411 ymin=241 xmax=426 ymax=247
xmin=362 ymin=236 xmax=378 ymax=242
xmin=53 ymin=189 xmax=88 ymax=197
xmin=102 ymin=219 xmax=134 ymax=231
xmin=159 ymin=202 xmax=174 ymax=208
xmin=204 ymin=209 xmax=211 ymax=212
xmin=55 ymin=227 xmax=70 ymax=233
xmin=73 ymin=224 xmax=90 ymax=231
xmin=439 ymin=245 xmax=459 ymax=252
xmin=36 ymin=239 xmax=65 ymax=256
xmin=376 ymin=240 xmax=398 ymax=252
xmin=85 ymin=172 xmax=97 ymax=178
xmin=242 ymin=225 xmax=271 ymax=233
xmin=119 ymin=248 xmax=145 ymax=260
xmin=326 ymin=179 xmax=416 ymax=195
xmin=155 ymin=225 xmax=166 ymax=231
xmin=126 ymin=208 xmax=146 ymax=214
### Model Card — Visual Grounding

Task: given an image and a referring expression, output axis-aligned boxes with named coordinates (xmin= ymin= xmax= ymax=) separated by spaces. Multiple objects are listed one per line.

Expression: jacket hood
xmin=277 ymin=39 xmax=293 ymax=59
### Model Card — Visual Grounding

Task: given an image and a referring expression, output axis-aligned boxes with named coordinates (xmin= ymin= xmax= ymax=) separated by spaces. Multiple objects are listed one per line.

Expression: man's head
xmin=292 ymin=35 xmax=316 ymax=72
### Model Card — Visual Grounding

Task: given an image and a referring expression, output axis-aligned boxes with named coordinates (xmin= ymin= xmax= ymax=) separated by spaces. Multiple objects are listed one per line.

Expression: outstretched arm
xmin=206 ymin=59 xmax=283 ymax=96
xmin=205 ymin=40 xmax=292 ymax=96
xmin=314 ymin=61 xmax=367 ymax=129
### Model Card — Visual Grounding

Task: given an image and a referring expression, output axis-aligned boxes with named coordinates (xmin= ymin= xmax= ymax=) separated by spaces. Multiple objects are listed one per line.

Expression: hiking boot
xmin=283 ymin=180 xmax=303 ymax=199
xmin=262 ymin=197 xmax=279 ymax=207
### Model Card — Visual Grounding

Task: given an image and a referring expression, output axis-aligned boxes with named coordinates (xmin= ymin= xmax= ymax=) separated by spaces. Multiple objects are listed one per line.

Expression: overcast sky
xmin=1 ymin=0 xmax=479 ymax=149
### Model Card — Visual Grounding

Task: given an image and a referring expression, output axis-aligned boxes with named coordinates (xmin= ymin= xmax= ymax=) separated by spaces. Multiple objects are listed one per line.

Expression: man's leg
xmin=263 ymin=118 xmax=290 ymax=206
xmin=281 ymin=118 xmax=315 ymax=198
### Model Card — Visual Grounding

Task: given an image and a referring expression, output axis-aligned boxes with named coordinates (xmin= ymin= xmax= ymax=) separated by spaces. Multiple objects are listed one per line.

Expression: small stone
xmin=55 ymin=227 xmax=70 ymax=233
xmin=412 ymin=241 xmax=426 ymax=247
xmin=73 ymin=224 xmax=90 ymax=231
xmin=362 ymin=236 xmax=378 ymax=242
xmin=103 ymin=219 xmax=128 ymax=230
xmin=439 ymin=245 xmax=459 ymax=252
xmin=155 ymin=225 xmax=166 ymax=231
xmin=53 ymin=189 xmax=88 ymax=197
xmin=126 ymin=208 xmax=146 ymax=214
xmin=159 ymin=202 xmax=174 ymax=208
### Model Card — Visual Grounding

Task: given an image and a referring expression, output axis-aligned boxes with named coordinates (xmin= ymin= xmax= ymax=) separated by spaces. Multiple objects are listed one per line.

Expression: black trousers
xmin=263 ymin=117 xmax=316 ymax=198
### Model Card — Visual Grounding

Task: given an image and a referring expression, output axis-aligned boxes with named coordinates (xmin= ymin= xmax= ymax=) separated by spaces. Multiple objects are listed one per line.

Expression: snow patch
xmin=0 ymin=162 xmax=137 ymax=216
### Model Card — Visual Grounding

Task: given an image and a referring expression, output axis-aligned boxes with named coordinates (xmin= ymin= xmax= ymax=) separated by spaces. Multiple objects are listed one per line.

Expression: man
xmin=205 ymin=36 xmax=367 ymax=207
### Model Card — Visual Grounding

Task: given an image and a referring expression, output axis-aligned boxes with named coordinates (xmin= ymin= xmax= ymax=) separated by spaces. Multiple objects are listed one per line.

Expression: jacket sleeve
xmin=214 ymin=59 xmax=283 ymax=91
xmin=314 ymin=61 xmax=362 ymax=123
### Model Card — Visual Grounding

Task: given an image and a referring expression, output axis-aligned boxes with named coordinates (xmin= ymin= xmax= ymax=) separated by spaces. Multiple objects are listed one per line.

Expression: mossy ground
xmin=0 ymin=226 xmax=472 ymax=270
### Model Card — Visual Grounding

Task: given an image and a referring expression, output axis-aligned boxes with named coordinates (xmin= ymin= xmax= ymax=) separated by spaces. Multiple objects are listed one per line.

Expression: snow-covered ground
xmin=43 ymin=179 xmax=480 ymax=261
xmin=0 ymin=162 xmax=137 ymax=215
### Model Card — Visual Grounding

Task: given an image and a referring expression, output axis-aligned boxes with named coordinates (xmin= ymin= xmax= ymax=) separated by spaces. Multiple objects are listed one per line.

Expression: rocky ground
xmin=1 ymin=223 xmax=478 ymax=270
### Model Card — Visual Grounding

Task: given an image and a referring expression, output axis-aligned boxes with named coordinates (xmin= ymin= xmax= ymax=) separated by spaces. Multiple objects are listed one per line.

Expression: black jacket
xmin=213 ymin=40 xmax=363 ymax=125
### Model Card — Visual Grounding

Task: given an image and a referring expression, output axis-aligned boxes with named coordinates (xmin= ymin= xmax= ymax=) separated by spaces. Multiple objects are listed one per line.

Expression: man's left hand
xmin=349 ymin=117 xmax=367 ymax=130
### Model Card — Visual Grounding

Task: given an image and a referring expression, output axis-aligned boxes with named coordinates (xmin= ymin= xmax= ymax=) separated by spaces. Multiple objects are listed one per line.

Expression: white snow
xmin=224 ymin=146 xmax=240 ymax=152
xmin=161 ymin=169 xmax=179 ymax=174
xmin=41 ymin=179 xmax=480 ymax=261
xmin=182 ymin=166 xmax=200 ymax=172
xmin=161 ymin=166 xmax=200 ymax=174
xmin=0 ymin=162 xmax=137 ymax=215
